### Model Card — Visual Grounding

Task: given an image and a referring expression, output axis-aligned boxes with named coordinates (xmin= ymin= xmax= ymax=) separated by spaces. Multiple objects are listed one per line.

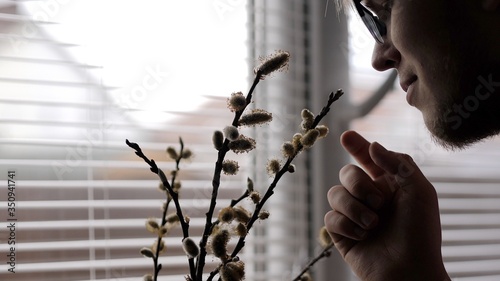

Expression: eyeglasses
xmin=353 ymin=0 xmax=387 ymax=44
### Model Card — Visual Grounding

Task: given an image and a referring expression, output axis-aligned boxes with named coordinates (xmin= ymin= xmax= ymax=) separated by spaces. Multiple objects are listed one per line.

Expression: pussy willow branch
xmin=153 ymin=197 xmax=171 ymax=281
xmin=206 ymin=90 xmax=344 ymax=280
xmin=292 ymin=244 xmax=335 ymax=281
xmin=312 ymin=89 xmax=343 ymax=129
xmin=125 ymin=139 xmax=196 ymax=280
xmin=195 ymin=72 xmax=262 ymax=281
xmin=229 ymin=156 xmax=295 ymax=259
xmin=229 ymin=90 xmax=342 ymax=260
xmin=206 ymin=158 xmax=297 ymax=281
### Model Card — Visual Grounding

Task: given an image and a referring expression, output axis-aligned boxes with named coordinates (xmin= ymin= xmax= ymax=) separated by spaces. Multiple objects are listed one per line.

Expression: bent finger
xmin=327 ymin=185 xmax=379 ymax=230
xmin=324 ymin=210 xmax=367 ymax=241
xmin=339 ymin=164 xmax=385 ymax=210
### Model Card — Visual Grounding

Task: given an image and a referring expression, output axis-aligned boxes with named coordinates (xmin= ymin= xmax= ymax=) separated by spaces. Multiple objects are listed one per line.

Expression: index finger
xmin=340 ymin=130 xmax=385 ymax=179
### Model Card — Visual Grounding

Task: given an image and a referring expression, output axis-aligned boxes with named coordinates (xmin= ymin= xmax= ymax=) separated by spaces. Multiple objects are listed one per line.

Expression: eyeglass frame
xmin=353 ymin=0 xmax=387 ymax=44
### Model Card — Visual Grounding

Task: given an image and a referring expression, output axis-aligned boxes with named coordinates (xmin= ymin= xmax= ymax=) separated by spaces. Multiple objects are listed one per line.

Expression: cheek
xmin=390 ymin=2 xmax=451 ymax=64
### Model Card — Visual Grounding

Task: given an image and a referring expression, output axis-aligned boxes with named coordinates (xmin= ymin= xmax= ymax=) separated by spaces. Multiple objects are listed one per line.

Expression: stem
xmin=195 ymin=73 xmax=262 ymax=281
xmin=292 ymin=244 xmax=335 ymax=281
xmin=310 ymin=90 xmax=343 ymax=129
xmin=126 ymin=139 xmax=196 ymax=280
xmin=172 ymin=138 xmax=197 ymax=280
xmin=230 ymin=156 xmax=295 ymax=258
xmin=153 ymin=198 xmax=171 ymax=281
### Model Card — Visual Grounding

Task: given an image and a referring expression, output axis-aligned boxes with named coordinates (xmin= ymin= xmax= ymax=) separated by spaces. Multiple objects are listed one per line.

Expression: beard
xmin=421 ymin=1 xmax=500 ymax=150
xmin=424 ymin=72 xmax=500 ymax=151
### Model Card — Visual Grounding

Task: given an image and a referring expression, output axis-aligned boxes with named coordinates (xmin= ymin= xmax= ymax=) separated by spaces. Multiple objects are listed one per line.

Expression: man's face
xmin=366 ymin=0 xmax=500 ymax=149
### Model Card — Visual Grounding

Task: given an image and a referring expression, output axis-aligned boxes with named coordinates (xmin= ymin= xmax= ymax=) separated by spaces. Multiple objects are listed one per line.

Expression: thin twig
xmin=126 ymin=139 xmax=196 ymax=280
xmin=292 ymin=244 xmax=335 ymax=281
xmin=311 ymin=89 xmax=343 ymax=129
xmin=153 ymin=198 xmax=171 ymax=281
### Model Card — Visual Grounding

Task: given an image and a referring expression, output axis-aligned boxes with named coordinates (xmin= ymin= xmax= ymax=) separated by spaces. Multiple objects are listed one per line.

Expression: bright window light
xmin=22 ymin=1 xmax=249 ymax=125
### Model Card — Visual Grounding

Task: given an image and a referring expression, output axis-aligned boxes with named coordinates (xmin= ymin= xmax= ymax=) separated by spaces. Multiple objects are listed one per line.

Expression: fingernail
xmin=367 ymin=194 xmax=383 ymax=209
xmin=361 ymin=212 xmax=376 ymax=228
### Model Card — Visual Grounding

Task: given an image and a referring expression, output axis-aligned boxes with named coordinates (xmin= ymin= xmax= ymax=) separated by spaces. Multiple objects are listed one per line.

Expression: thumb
xmin=369 ymin=142 xmax=425 ymax=190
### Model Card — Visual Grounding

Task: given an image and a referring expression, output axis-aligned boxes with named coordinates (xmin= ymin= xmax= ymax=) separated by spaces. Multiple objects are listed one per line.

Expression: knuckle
xmin=327 ymin=185 xmax=345 ymax=202
xmin=339 ymin=165 xmax=370 ymax=198
xmin=348 ymin=178 xmax=366 ymax=197
xmin=339 ymin=164 xmax=357 ymax=179
xmin=330 ymin=213 xmax=363 ymax=240
xmin=329 ymin=212 xmax=348 ymax=233
xmin=342 ymin=197 xmax=360 ymax=215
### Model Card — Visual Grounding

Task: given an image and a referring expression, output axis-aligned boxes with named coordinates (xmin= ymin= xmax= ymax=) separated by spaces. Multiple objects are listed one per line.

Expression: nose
xmin=371 ymin=38 xmax=401 ymax=71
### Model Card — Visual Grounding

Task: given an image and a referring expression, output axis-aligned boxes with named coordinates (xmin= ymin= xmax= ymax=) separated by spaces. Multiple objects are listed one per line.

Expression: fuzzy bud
xmin=301 ymin=108 xmax=314 ymax=120
xmin=281 ymin=141 xmax=295 ymax=158
xmin=158 ymin=226 xmax=168 ymax=236
xmin=301 ymin=109 xmax=315 ymax=131
xmin=181 ymin=149 xmax=193 ymax=159
xmin=301 ymin=129 xmax=320 ymax=148
xmin=249 ymin=191 xmax=261 ymax=204
xmin=238 ymin=109 xmax=273 ymax=126
xmin=266 ymin=159 xmax=281 ymax=176
xmin=173 ymin=182 xmax=181 ymax=193
xmin=235 ymin=222 xmax=247 ymax=237
xmin=292 ymin=133 xmax=303 ymax=150
xmin=218 ymin=206 xmax=235 ymax=223
xmin=213 ymin=130 xmax=224 ymax=150
xmin=210 ymin=229 xmax=230 ymax=260
xmin=227 ymin=91 xmax=247 ymax=112
xmin=287 ymin=164 xmax=296 ymax=173
xmin=234 ymin=206 xmax=251 ymax=224
xmin=211 ymin=224 xmax=221 ymax=235
xmin=319 ymin=226 xmax=333 ymax=247
xmin=165 ymin=213 xmax=179 ymax=224
xmin=223 ymin=125 xmax=240 ymax=141
xmin=299 ymin=272 xmax=312 ymax=281
xmin=166 ymin=147 xmax=178 ymax=160
xmin=316 ymin=125 xmax=329 ymax=138
xmin=258 ymin=210 xmax=270 ymax=220
xmin=247 ymin=177 xmax=254 ymax=192
xmin=254 ymin=50 xmax=290 ymax=79
xmin=222 ymin=160 xmax=239 ymax=175
xmin=143 ymin=274 xmax=153 ymax=281
xmin=182 ymin=237 xmax=200 ymax=258
xmin=140 ymin=247 xmax=155 ymax=258
xmin=220 ymin=261 xmax=245 ymax=281
xmin=153 ymin=240 xmax=165 ymax=254
xmin=145 ymin=218 xmax=160 ymax=234
xmin=166 ymin=214 xmax=180 ymax=231
xmin=158 ymin=182 xmax=166 ymax=191
xmin=228 ymin=135 xmax=256 ymax=154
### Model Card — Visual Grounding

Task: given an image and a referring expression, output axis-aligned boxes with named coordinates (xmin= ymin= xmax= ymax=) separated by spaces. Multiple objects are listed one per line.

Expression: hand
xmin=324 ymin=131 xmax=450 ymax=281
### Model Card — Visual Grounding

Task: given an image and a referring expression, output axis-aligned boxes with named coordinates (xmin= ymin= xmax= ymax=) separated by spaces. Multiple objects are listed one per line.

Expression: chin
xmin=424 ymin=106 xmax=500 ymax=151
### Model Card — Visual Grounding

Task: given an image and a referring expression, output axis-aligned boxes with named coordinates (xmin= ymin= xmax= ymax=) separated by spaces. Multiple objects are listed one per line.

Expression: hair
xmin=331 ymin=0 xmax=355 ymax=14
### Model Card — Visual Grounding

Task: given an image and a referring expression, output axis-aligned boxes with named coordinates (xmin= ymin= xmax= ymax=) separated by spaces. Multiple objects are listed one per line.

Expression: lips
xmin=400 ymin=76 xmax=418 ymax=106
xmin=400 ymin=76 xmax=417 ymax=93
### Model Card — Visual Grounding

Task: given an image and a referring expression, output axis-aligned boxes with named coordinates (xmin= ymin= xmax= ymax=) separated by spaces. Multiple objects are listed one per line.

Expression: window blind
xmin=245 ymin=1 xmax=312 ymax=280
xmin=0 ymin=2 xmax=252 ymax=281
